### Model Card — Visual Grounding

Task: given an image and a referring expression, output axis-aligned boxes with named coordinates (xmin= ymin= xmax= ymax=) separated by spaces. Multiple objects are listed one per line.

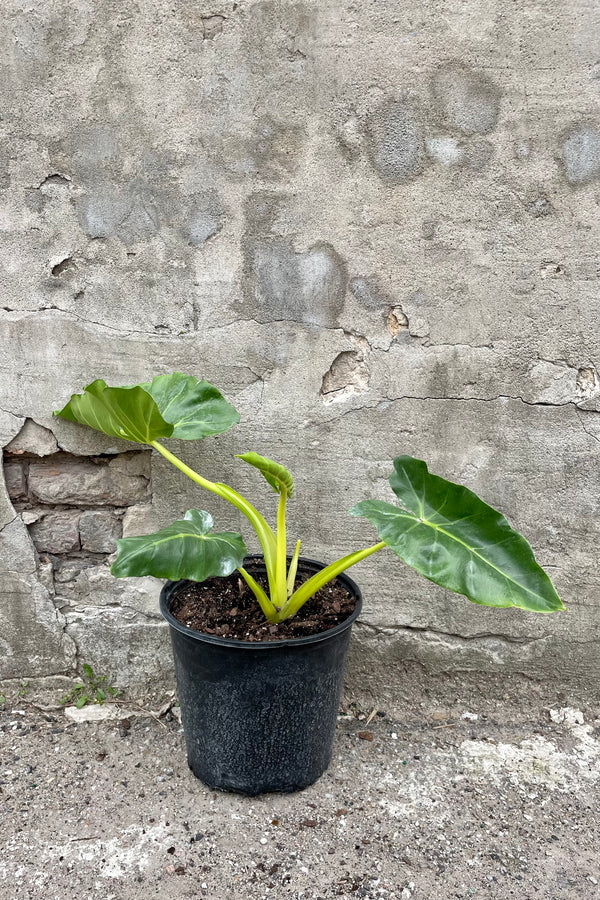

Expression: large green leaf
xmin=236 ymin=451 xmax=294 ymax=496
xmin=54 ymin=379 xmax=173 ymax=444
xmin=111 ymin=509 xmax=247 ymax=581
xmin=140 ymin=373 xmax=240 ymax=440
xmin=351 ymin=455 xmax=564 ymax=613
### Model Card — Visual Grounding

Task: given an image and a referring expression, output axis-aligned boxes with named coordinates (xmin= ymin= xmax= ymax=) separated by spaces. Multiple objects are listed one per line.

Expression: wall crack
xmin=357 ymin=621 xmax=550 ymax=647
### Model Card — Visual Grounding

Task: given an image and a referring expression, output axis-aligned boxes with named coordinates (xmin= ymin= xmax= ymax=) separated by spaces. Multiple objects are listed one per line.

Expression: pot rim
xmin=159 ymin=554 xmax=363 ymax=650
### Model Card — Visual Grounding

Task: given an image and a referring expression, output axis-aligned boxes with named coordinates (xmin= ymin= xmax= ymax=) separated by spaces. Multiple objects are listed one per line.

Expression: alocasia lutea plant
xmin=54 ymin=373 xmax=564 ymax=623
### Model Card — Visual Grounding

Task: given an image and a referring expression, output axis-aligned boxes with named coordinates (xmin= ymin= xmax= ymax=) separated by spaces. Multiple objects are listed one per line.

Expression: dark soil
xmin=168 ymin=561 xmax=356 ymax=642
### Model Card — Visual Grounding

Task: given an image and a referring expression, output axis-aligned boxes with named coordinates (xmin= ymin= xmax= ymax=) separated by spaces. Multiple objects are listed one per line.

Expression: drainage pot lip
xmin=159 ymin=554 xmax=363 ymax=650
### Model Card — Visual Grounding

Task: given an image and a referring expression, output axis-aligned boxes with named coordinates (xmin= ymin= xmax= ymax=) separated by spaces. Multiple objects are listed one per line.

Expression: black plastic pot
xmin=159 ymin=556 xmax=362 ymax=795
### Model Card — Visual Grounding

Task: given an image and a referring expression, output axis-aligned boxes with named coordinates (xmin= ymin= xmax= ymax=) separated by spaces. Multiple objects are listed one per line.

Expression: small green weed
xmin=59 ymin=664 xmax=121 ymax=709
xmin=0 ymin=693 xmax=6 ymax=709
xmin=17 ymin=681 xmax=30 ymax=697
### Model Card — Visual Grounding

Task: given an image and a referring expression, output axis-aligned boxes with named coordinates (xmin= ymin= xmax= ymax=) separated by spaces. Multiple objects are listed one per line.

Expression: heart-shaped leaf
xmin=54 ymin=379 xmax=173 ymax=444
xmin=111 ymin=509 xmax=247 ymax=581
xmin=140 ymin=373 xmax=240 ymax=440
xmin=351 ymin=455 xmax=564 ymax=613
xmin=236 ymin=452 xmax=294 ymax=496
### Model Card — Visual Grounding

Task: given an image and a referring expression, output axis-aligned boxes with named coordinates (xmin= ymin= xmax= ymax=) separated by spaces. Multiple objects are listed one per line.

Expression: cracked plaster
xmin=0 ymin=0 xmax=599 ymax=683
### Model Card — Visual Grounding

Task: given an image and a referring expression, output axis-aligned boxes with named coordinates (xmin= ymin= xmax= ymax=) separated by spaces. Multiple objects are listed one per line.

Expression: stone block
xmin=79 ymin=510 xmax=122 ymax=553
xmin=29 ymin=510 xmax=81 ymax=554
xmin=122 ymin=502 xmax=160 ymax=537
xmin=28 ymin=452 xmax=150 ymax=507
xmin=4 ymin=459 xmax=27 ymax=501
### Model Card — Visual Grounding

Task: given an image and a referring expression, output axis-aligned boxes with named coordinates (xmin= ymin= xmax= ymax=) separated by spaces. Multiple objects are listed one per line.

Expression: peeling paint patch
xmin=201 ymin=15 xmax=225 ymax=40
xmin=575 ymin=366 xmax=599 ymax=400
xmin=540 ymin=260 xmax=569 ymax=279
xmin=50 ymin=256 xmax=75 ymax=277
xmin=320 ymin=336 xmax=370 ymax=404
xmin=387 ymin=307 xmax=409 ymax=337
xmin=38 ymin=173 xmax=71 ymax=188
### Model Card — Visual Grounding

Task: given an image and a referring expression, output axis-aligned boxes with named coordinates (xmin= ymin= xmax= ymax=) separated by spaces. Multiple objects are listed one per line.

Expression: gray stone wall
xmin=1 ymin=0 xmax=598 ymax=685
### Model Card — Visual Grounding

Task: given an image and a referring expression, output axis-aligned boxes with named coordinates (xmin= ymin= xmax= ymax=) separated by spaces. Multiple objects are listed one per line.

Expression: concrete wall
xmin=1 ymin=0 xmax=598 ymax=685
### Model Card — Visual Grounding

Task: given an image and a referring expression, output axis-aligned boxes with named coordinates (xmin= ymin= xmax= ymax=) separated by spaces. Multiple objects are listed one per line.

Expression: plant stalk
xmin=238 ymin=567 xmax=278 ymax=621
xmin=275 ymin=490 xmax=288 ymax=610
xmin=286 ymin=539 xmax=302 ymax=598
xmin=150 ymin=441 xmax=278 ymax=588
xmin=275 ymin=541 xmax=387 ymax=622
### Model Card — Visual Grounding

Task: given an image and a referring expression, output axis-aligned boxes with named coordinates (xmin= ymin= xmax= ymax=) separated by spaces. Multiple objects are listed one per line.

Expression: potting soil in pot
xmin=169 ymin=561 xmax=356 ymax=642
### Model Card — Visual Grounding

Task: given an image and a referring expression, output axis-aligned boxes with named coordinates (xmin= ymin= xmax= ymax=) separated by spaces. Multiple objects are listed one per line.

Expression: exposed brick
xmin=29 ymin=511 xmax=81 ymax=554
xmin=28 ymin=452 xmax=150 ymax=507
xmin=53 ymin=556 xmax=99 ymax=584
xmin=80 ymin=510 xmax=122 ymax=553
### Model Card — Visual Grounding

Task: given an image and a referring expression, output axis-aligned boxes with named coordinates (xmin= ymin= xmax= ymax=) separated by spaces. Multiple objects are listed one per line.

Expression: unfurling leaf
xmin=236 ymin=452 xmax=294 ymax=496
xmin=111 ymin=509 xmax=247 ymax=582
xmin=351 ymin=455 xmax=564 ymax=614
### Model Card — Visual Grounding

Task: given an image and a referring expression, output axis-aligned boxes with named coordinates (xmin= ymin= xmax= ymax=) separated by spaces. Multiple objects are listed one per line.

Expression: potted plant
xmin=54 ymin=374 xmax=564 ymax=794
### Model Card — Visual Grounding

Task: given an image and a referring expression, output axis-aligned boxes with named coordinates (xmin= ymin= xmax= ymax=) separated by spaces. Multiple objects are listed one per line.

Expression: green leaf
xmin=236 ymin=452 xmax=294 ymax=496
xmin=76 ymin=695 xmax=88 ymax=709
xmin=82 ymin=663 xmax=94 ymax=680
xmin=54 ymin=379 xmax=173 ymax=444
xmin=111 ymin=509 xmax=247 ymax=582
xmin=140 ymin=373 xmax=240 ymax=440
xmin=351 ymin=455 xmax=564 ymax=614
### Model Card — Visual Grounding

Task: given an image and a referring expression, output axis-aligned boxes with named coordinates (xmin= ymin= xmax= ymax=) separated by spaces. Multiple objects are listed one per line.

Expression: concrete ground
xmin=1 ymin=666 xmax=599 ymax=900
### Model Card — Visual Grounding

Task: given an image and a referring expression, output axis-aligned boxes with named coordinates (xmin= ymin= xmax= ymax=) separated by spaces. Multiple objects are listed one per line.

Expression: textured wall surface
xmin=1 ymin=0 xmax=599 ymax=684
